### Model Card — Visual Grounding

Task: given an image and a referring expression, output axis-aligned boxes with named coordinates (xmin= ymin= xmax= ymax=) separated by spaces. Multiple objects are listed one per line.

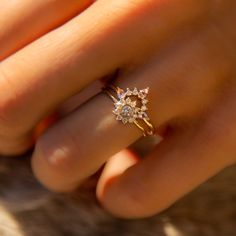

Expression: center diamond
xmin=121 ymin=105 xmax=134 ymax=118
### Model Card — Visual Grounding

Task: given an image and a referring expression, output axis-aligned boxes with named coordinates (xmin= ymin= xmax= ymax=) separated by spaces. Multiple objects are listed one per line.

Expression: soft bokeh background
xmin=0 ymin=143 xmax=235 ymax=236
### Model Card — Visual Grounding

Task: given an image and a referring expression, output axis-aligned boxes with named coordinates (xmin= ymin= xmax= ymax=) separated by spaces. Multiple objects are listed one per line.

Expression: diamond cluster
xmin=113 ymin=87 xmax=149 ymax=124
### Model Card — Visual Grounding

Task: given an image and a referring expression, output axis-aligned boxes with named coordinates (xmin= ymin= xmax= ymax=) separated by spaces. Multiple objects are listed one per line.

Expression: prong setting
xmin=113 ymin=87 xmax=150 ymax=124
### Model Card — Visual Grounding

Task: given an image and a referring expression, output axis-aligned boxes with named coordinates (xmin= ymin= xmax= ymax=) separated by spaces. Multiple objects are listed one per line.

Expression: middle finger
xmin=0 ymin=0 xmax=209 ymax=155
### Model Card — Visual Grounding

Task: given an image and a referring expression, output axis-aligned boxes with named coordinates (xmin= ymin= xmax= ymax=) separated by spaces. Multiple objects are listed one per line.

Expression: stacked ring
xmin=103 ymin=85 xmax=156 ymax=137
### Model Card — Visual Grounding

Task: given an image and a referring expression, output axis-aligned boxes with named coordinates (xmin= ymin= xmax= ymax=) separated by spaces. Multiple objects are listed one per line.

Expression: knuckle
xmin=0 ymin=101 xmax=18 ymax=133
xmin=0 ymin=67 xmax=21 ymax=132
xmin=36 ymin=127 xmax=80 ymax=173
xmin=34 ymin=131 xmax=81 ymax=192
xmin=0 ymin=67 xmax=32 ymax=155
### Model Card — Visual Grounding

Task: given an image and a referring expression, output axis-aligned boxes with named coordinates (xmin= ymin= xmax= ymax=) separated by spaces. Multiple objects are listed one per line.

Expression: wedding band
xmin=103 ymin=85 xmax=156 ymax=137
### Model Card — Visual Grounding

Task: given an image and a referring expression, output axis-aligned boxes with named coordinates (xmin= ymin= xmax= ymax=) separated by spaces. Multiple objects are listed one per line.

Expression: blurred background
xmin=0 ymin=145 xmax=235 ymax=236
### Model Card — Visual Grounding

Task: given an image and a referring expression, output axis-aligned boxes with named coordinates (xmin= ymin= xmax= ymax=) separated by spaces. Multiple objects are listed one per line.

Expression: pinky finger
xmin=97 ymin=149 xmax=140 ymax=198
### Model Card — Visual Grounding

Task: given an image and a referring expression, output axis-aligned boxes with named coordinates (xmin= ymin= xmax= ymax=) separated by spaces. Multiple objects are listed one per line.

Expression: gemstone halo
xmin=103 ymin=85 xmax=155 ymax=136
xmin=113 ymin=87 xmax=150 ymax=124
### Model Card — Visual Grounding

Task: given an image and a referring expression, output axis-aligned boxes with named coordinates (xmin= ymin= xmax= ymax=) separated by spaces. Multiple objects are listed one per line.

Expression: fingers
xmin=97 ymin=105 xmax=236 ymax=218
xmin=31 ymin=93 xmax=141 ymax=191
xmin=0 ymin=0 xmax=93 ymax=60
xmin=31 ymin=30 xmax=228 ymax=192
xmin=0 ymin=0 xmax=210 ymax=155
xmin=96 ymin=149 xmax=140 ymax=197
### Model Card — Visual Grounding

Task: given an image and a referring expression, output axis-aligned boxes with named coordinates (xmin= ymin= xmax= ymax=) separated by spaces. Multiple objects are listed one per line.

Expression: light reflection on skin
xmin=95 ymin=112 xmax=115 ymax=134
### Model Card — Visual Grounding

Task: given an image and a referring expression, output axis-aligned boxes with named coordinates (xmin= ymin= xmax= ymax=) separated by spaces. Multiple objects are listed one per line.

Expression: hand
xmin=1 ymin=0 xmax=236 ymax=219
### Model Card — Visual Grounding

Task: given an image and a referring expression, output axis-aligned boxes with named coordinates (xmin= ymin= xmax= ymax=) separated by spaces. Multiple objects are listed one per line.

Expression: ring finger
xmin=31 ymin=31 xmax=228 ymax=191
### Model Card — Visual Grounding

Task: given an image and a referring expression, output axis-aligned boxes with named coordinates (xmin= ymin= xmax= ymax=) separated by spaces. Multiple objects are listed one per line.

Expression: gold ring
xmin=103 ymin=85 xmax=156 ymax=137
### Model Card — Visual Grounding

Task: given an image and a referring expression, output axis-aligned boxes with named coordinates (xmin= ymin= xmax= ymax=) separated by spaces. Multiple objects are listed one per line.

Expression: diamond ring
xmin=103 ymin=85 xmax=156 ymax=136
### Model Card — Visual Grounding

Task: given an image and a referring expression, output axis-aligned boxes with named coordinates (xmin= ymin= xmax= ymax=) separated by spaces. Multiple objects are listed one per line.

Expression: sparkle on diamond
xmin=113 ymin=87 xmax=149 ymax=124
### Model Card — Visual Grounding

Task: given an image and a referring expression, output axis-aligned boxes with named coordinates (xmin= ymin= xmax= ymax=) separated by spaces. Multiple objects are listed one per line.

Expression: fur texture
xmin=0 ymin=153 xmax=235 ymax=236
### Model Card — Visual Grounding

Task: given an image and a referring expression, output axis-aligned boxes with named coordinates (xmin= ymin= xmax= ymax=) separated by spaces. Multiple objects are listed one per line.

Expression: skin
xmin=0 ymin=0 xmax=236 ymax=218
